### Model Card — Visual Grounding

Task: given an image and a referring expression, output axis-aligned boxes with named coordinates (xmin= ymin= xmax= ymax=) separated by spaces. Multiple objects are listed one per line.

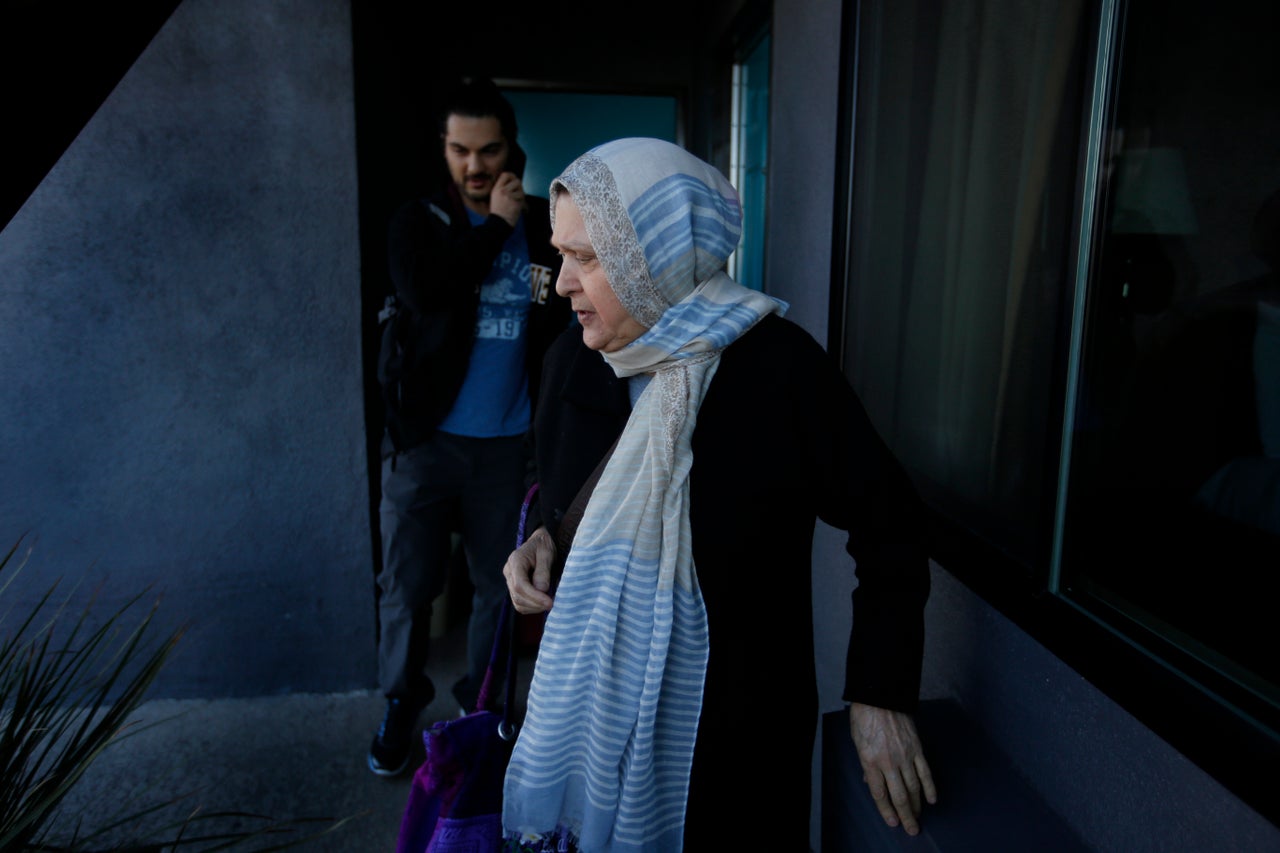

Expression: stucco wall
xmin=919 ymin=567 xmax=1279 ymax=851
xmin=0 ymin=0 xmax=373 ymax=699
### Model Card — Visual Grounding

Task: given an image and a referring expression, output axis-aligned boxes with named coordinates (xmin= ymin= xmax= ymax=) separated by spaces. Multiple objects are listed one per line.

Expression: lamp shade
xmin=1111 ymin=147 xmax=1199 ymax=235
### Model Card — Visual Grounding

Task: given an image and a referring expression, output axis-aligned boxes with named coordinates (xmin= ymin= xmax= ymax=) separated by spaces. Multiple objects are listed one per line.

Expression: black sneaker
xmin=368 ymin=697 xmax=423 ymax=777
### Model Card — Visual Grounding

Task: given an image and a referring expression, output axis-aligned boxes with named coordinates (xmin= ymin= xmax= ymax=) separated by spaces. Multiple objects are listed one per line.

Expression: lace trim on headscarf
xmin=550 ymin=155 xmax=667 ymax=328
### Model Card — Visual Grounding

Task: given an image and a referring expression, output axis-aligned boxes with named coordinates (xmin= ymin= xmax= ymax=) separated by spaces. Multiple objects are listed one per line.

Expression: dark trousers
xmin=376 ymin=430 xmax=526 ymax=708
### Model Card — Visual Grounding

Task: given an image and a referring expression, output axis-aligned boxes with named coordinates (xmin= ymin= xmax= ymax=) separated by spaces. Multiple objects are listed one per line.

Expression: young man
xmin=369 ymin=78 xmax=570 ymax=776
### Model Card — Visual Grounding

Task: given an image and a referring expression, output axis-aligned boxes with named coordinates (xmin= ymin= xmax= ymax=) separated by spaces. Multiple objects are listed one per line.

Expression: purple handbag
xmin=395 ymin=485 xmax=537 ymax=853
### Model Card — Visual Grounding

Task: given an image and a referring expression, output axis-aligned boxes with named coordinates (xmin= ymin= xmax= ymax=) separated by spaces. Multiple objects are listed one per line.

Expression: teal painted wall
xmin=502 ymin=90 xmax=678 ymax=199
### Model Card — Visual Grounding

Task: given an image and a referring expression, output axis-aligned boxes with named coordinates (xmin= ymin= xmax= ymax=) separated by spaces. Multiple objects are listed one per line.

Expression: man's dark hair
xmin=439 ymin=77 xmax=518 ymax=144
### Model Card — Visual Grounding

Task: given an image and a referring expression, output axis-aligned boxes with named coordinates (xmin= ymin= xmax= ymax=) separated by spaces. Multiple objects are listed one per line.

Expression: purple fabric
xmin=397 ymin=483 xmax=535 ymax=852
xmin=396 ymin=709 xmax=515 ymax=852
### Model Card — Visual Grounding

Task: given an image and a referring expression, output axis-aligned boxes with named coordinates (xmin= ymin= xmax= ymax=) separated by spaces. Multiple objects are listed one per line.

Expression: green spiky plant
xmin=0 ymin=537 xmax=359 ymax=851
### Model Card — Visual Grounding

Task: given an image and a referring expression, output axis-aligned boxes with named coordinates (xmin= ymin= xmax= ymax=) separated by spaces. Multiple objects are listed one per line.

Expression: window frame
xmin=829 ymin=0 xmax=1279 ymax=824
xmin=727 ymin=28 xmax=771 ymax=290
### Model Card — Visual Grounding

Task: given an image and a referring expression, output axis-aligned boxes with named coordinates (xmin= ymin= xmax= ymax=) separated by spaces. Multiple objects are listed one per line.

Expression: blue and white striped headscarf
xmin=503 ymin=138 xmax=786 ymax=852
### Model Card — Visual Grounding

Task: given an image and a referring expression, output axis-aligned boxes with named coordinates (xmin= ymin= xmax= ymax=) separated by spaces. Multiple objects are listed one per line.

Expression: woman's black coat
xmin=526 ymin=312 xmax=931 ymax=844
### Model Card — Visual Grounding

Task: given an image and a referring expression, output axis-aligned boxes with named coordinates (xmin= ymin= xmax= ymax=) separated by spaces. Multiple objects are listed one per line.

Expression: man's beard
xmin=460 ymin=174 xmax=492 ymax=204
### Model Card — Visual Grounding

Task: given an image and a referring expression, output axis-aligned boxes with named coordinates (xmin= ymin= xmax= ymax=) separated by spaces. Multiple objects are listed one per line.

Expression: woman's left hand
xmin=849 ymin=702 xmax=937 ymax=836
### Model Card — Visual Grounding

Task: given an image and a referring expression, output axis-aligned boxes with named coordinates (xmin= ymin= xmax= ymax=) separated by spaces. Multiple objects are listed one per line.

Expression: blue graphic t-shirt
xmin=438 ymin=212 xmax=533 ymax=437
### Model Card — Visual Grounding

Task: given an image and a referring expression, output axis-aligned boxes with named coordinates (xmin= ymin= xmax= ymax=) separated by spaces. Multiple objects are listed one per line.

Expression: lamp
xmin=1102 ymin=147 xmax=1198 ymax=315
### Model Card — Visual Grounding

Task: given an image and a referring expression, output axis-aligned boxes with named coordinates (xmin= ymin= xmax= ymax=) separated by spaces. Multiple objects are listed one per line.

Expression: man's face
xmin=442 ymin=114 xmax=509 ymax=211
xmin=552 ymin=194 xmax=648 ymax=353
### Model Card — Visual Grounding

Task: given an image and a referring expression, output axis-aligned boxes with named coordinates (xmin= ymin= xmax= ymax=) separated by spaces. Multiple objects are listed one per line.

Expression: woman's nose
xmin=555 ymin=267 xmax=578 ymax=297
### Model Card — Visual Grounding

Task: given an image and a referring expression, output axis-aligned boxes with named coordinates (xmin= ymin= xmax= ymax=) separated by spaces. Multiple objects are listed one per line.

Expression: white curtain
xmin=846 ymin=0 xmax=1083 ymax=529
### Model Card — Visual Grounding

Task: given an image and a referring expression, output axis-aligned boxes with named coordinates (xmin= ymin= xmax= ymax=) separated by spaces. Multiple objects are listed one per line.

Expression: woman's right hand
xmin=503 ymin=525 xmax=557 ymax=614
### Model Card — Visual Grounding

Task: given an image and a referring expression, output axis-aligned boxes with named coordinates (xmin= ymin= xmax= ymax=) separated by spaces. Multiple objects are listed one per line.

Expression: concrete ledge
xmin=822 ymin=699 xmax=1090 ymax=852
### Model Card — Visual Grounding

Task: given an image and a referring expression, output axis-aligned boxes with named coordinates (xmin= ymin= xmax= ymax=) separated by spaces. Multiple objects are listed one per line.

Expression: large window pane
xmin=1061 ymin=0 xmax=1280 ymax=705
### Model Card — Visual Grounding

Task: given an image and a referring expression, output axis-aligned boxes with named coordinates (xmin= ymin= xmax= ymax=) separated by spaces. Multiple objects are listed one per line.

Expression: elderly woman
xmin=501 ymin=138 xmax=934 ymax=852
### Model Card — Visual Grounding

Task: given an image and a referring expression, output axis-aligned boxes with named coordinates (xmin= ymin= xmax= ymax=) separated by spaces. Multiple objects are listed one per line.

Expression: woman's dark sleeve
xmin=803 ymin=339 xmax=932 ymax=714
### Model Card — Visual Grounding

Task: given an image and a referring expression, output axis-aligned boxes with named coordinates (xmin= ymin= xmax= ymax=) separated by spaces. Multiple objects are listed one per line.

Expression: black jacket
xmin=528 ymin=314 xmax=932 ymax=841
xmin=378 ymin=185 xmax=570 ymax=451
xmin=531 ymin=312 xmax=931 ymax=713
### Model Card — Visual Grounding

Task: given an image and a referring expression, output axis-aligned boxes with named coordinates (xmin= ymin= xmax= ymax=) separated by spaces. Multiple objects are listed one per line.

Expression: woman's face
xmin=552 ymin=195 xmax=648 ymax=353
